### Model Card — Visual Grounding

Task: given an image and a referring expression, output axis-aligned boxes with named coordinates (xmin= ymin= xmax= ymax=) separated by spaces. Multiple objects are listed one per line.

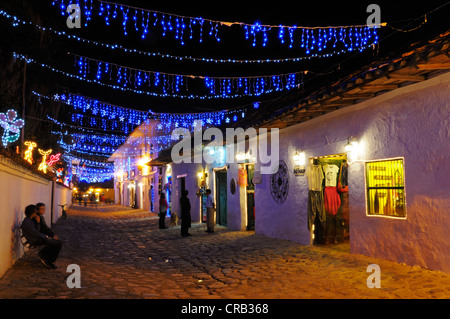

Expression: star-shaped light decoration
xmin=0 ymin=109 xmax=25 ymax=147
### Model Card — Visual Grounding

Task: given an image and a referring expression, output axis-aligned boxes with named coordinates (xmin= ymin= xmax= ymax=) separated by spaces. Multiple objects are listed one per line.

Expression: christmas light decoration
xmin=0 ymin=109 xmax=25 ymax=147
xmin=63 ymin=173 xmax=72 ymax=187
xmin=56 ymin=168 xmax=64 ymax=183
xmin=0 ymin=9 xmax=376 ymax=64
xmin=73 ymin=54 xmax=306 ymax=97
xmin=36 ymin=91 xmax=249 ymax=133
xmin=46 ymin=153 xmax=61 ymax=167
xmin=24 ymin=141 xmax=37 ymax=164
xmin=50 ymin=0 xmax=381 ymax=51
xmin=38 ymin=149 xmax=52 ymax=173
xmin=16 ymin=53 xmax=292 ymax=99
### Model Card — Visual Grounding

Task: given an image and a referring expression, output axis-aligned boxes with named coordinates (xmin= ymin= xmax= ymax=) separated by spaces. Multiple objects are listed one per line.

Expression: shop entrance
xmin=215 ymin=170 xmax=227 ymax=226
xmin=246 ymin=164 xmax=255 ymax=231
xmin=129 ymin=181 xmax=136 ymax=208
xmin=307 ymin=154 xmax=349 ymax=245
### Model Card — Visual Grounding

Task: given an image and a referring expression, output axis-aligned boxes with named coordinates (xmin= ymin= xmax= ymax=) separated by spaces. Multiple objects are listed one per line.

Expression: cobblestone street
xmin=0 ymin=205 xmax=449 ymax=299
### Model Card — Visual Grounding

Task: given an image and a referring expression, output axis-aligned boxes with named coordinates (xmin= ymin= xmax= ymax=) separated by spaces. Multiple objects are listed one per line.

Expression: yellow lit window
xmin=365 ymin=158 xmax=406 ymax=218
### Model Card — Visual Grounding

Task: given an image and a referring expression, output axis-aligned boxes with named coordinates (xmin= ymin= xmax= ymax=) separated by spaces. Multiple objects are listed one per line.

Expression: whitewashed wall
xmin=255 ymin=72 xmax=450 ymax=273
xmin=170 ymin=162 xmax=208 ymax=223
xmin=52 ymin=183 xmax=73 ymax=222
xmin=0 ymin=156 xmax=72 ymax=278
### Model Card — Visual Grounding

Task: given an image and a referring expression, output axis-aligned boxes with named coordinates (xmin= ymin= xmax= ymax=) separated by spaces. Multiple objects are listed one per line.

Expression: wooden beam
xmin=361 ymin=84 xmax=399 ymax=91
xmin=341 ymin=93 xmax=376 ymax=99
xmin=389 ymin=73 xmax=426 ymax=81
xmin=416 ymin=63 xmax=450 ymax=70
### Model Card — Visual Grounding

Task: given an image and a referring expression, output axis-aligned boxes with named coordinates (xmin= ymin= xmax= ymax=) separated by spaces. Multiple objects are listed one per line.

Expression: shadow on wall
xmin=10 ymin=207 xmax=24 ymax=263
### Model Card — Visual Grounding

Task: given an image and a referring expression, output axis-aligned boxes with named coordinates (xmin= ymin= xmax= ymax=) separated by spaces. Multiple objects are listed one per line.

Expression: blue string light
xmin=72 ymin=54 xmax=307 ymax=98
xmin=18 ymin=53 xmax=303 ymax=99
xmin=50 ymin=0 xmax=380 ymax=51
xmin=35 ymin=91 xmax=249 ymax=134
xmin=0 ymin=10 xmax=375 ymax=64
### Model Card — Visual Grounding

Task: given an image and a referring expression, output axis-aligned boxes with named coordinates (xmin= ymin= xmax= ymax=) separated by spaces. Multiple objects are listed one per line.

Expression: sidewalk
xmin=0 ymin=205 xmax=448 ymax=299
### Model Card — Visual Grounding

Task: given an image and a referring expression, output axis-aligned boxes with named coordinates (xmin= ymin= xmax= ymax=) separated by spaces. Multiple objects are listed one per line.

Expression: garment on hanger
xmin=307 ymin=190 xmax=326 ymax=231
xmin=306 ymin=164 xmax=324 ymax=191
xmin=323 ymin=164 xmax=339 ymax=187
xmin=340 ymin=161 xmax=348 ymax=187
xmin=324 ymin=186 xmax=341 ymax=216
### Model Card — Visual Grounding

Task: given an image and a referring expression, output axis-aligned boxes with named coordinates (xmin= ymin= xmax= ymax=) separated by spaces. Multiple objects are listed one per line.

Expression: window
xmin=365 ymin=158 xmax=406 ymax=218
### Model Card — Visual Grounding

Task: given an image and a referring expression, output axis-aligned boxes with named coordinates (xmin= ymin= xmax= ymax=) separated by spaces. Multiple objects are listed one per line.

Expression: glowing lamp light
xmin=138 ymin=156 xmax=150 ymax=166
xmin=236 ymin=152 xmax=249 ymax=162
xmin=345 ymin=136 xmax=358 ymax=153
xmin=344 ymin=140 xmax=354 ymax=153
xmin=293 ymin=149 xmax=306 ymax=165
xmin=345 ymin=136 xmax=362 ymax=161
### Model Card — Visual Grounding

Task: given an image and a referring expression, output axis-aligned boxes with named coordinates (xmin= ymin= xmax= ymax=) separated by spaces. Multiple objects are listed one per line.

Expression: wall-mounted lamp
xmin=345 ymin=136 xmax=357 ymax=153
xmin=293 ymin=149 xmax=306 ymax=166
xmin=137 ymin=157 xmax=150 ymax=167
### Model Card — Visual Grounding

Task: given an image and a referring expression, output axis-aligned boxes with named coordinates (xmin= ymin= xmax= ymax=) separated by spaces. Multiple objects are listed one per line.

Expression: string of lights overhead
xmin=15 ymin=53 xmax=303 ymax=99
xmin=0 ymin=9 xmax=376 ymax=64
xmin=33 ymin=90 xmax=249 ymax=130
xmin=51 ymin=0 xmax=381 ymax=51
xmin=72 ymin=53 xmax=308 ymax=98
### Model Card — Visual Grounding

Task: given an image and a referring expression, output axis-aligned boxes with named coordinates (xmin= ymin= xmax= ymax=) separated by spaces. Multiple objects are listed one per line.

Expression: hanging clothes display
xmin=308 ymin=156 xmax=350 ymax=245
xmin=337 ymin=160 xmax=349 ymax=242
xmin=324 ymin=186 xmax=341 ymax=215
xmin=306 ymin=163 xmax=326 ymax=231
xmin=323 ymin=163 xmax=341 ymax=244
xmin=306 ymin=164 xmax=324 ymax=191
xmin=323 ymin=164 xmax=340 ymax=187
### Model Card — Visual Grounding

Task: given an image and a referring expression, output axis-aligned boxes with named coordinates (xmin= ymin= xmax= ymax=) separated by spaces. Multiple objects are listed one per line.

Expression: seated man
xmin=35 ymin=203 xmax=58 ymax=240
xmin=21 ymin=205 xmax=62 ymax=269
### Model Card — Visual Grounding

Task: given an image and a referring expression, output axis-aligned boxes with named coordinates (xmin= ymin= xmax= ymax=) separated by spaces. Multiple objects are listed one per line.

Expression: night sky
xmin=1 ymin=0 xmax=448 ymax=116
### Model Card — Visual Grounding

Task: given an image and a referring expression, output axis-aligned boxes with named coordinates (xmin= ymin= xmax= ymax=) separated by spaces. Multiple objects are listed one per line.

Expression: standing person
xmin=180 ymin=190 xmax=192 ymax=237
xmin=21 ymin=205 xmax=62 ymax=269
xmin=83 ymin=195 xmax=88 ymax=207
xmin=205 ymin=189 xmax=215 ymax=233
xmin=159 ymin=193 xmax=168 ymax=229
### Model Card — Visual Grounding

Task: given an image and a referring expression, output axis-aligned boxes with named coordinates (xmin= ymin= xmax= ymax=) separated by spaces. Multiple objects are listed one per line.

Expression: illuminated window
xmin=365 ymin=158 xmax=406 ymax=218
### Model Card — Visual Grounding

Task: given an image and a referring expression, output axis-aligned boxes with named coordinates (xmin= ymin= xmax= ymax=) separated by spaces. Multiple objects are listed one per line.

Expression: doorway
xmin=179 ymin=176 xmax=186 ymax=197
xmin=309 ymin=154 xmax=349 ymax=245
xmin=215 ymin=170 xmax=227 ymax=226
xmin=246 ymin=164 xmax=255 ymax=231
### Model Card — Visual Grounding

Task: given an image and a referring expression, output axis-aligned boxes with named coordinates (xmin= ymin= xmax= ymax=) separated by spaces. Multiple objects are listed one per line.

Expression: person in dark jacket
xmin=35 ymin=203 xmax=58 ymax=240
xmin=21 ymin=205 xmax=62 ymax=269
xmin=180 ymin=190 xmax=192 ymax=237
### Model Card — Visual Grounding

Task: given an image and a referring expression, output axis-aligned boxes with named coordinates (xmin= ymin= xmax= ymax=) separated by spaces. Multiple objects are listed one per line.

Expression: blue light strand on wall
xmin=50 ymin=0 xmax=381 ymax=51
xmin=0 ymin=10 xmax=375 ymax=64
